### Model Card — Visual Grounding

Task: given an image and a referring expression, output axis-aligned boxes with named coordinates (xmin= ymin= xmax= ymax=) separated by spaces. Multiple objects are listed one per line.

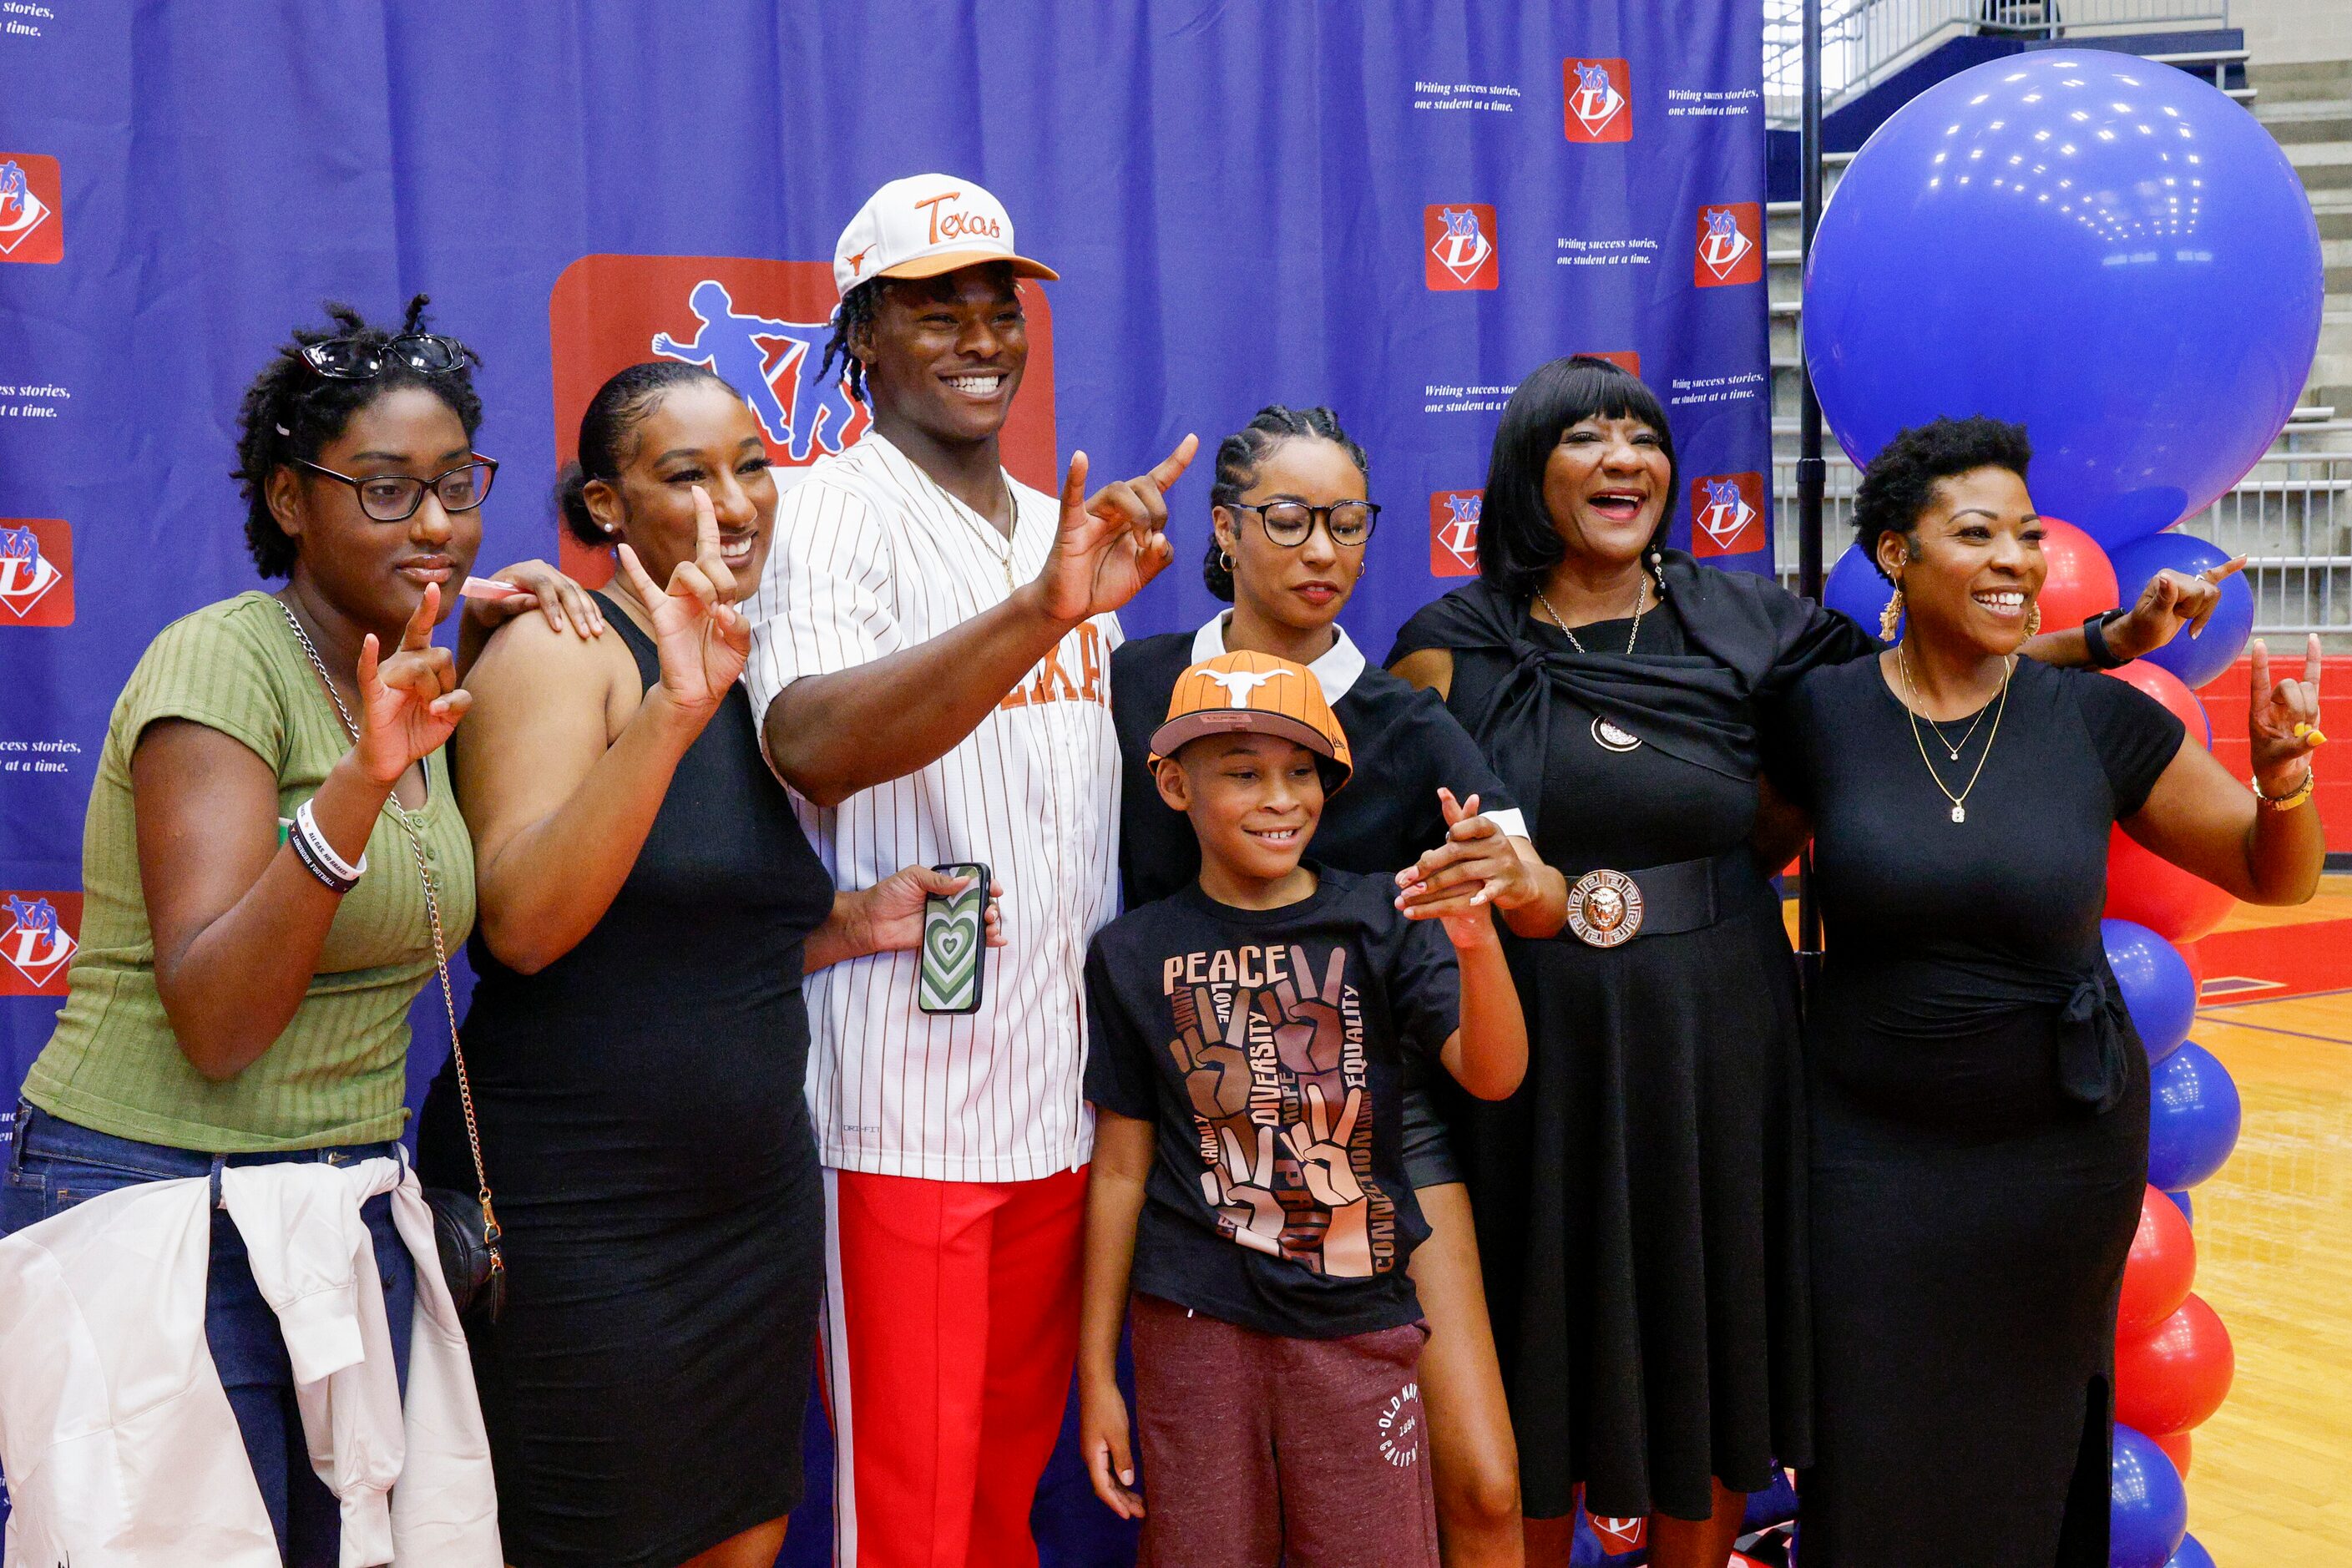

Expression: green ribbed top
xmin=23 ymin=592 xmax=476 ymax=1152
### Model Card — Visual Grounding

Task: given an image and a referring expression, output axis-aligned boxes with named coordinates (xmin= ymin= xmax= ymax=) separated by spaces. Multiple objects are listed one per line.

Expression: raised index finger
xmin=1060 ymin=450 xmax=1090 ymax=520
xmin=2248 ymin=638 xmax=2271 ymax=702
xmin=2307 ymin=632 xmax=2324 ymax=692
xmin=1143 ymin=433 xmax=1199 ymax=493
xmin=401 ymin=581 xmax=442 ymax=651
xmin=2205 ymin=555 xmax=2248 ymax=585
xmin=690 ymin=484 xmax=721 ymax=569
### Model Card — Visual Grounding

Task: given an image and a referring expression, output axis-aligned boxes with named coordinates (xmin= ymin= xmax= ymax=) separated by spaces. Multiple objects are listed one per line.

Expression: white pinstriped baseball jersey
xmin=744 ymin=432 xmax=1119 ymax=1183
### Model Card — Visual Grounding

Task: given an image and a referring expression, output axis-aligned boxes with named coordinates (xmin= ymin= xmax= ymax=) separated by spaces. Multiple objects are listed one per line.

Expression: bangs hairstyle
xmin=1475 ymin=355 xmax=1678 ymax=602
xmin=1851 ymin=415 xmax=2034 ymax=584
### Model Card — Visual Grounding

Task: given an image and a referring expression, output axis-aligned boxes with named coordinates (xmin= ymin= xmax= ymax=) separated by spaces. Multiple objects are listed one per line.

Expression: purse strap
xmin=276 ymin=601 xmax=503 ymax=1257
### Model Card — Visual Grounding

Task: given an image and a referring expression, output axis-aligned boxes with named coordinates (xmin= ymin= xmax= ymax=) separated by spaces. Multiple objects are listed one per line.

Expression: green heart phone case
xmin=918 ymin=862 xmax=989 ymax=1014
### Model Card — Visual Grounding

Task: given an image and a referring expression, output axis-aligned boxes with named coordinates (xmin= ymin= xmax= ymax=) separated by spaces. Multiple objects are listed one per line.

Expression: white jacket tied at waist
xmin=0 ymin=1154 xmax=500 ymax=1566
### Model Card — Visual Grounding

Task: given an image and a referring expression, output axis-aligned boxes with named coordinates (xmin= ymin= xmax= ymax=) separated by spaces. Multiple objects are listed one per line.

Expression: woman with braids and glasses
xmin=417 ymin=361 xmax=1001 ymax=1568
xmin=1771 ymin=417 xmax=2321 ymax=1565
xmin=0 ymin=298 xmax=582 ymax=1562
xmin=1104 ymin=404 xmax=1565 ymax=1567
xmin=1384 ymin=357 xmax=2235 ymax=1568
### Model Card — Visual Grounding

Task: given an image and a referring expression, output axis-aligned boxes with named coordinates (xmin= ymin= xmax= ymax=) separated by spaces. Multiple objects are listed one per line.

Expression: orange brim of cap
xmin=878 ymin=248 xmax=1060 ymax=282
xmin=1148 ymin=711 xmax=1352 ymax=787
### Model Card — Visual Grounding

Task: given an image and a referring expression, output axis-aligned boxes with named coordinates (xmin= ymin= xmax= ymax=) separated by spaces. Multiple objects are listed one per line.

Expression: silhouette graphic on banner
xmin=1565 ymin=59 xmax=1633 ymax=142
xmin=650 ymin=280 xmax=863 ymax=464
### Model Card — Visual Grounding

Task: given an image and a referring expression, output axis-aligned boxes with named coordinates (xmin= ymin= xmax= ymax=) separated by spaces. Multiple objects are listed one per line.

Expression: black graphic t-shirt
xmin=1084 ymin=866 xmax=1462 ymax=1338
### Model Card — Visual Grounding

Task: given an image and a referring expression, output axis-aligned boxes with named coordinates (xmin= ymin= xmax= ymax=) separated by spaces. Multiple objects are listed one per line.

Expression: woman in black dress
xmin=1774 ymin=417 xmax=2324 ymax=1565
xmin=417 ymin=363 xmax=996 ymax=1568
xmin=1110 ymin=405 xmax=1565 ymax=1565
xmin=1383 ymin=357 xmax=2229 ymax=1567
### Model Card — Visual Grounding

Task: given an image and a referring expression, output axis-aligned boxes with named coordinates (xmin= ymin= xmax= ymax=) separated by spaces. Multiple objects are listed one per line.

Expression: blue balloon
xmin=1805 ymin=53 xmax=2324 ymax=548
xmin=1823 ymin=544 xmax=1896 ymax=641
xmin=2103 ymin=918 xmax=2197 ymax=1063
xmin=2167 ymin=1188 xmax=2194 ymax=1227
xmin=2111 ymin=1424 xmax=2188 ymax=1568
xmin=2110 ymin=533 xmax=2255 ymax=689
xmin=2165 ymin=1530 xmax=2217 ymax=1568
xmin=2147 ymin=1040 xmax=2243 ymax=1191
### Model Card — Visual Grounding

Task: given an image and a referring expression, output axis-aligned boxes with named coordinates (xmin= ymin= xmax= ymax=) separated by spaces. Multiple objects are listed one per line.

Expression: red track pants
xmin=820 ymin=1166 xmax=1087 ymax=1568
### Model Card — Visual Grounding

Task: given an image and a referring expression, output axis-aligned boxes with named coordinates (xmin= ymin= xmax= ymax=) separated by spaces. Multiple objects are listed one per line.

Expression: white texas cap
xmin=832 ymin=174 xmax=1059 ymax=298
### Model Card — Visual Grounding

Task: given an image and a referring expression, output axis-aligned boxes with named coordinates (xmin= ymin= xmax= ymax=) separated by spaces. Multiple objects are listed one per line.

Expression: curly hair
xmin=554 ymin=361 xmax=742 ymax=545
xmin=1201 ymin=405 xmax=1371 ymax=602
xmin=230 ymin=296 xmax=483 ymax=578
xmin=1852 ymin=416 xmax=2034 ymax=582
xmin=1475 ymin=356 xmax=1677 ymax=603
xmin=817 ymin=260 xmax=1021 ymax=405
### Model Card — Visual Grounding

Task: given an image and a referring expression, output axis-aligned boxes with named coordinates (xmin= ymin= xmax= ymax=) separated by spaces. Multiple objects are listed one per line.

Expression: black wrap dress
xmin=417 ymin=595 xmax=835 ymax=1568
xmin=1388 ymin=558 xmax=1873 ymax=1522
xmin=1774 ymin=654 xmax=2183 ymax=1566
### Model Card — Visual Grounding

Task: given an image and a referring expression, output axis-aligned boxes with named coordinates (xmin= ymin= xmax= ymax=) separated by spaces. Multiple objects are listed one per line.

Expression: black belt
xmin=1555 ymin=851 xmax=1745 ymax=948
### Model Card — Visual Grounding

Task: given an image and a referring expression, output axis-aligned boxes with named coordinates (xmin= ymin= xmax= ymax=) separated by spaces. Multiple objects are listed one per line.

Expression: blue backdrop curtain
xmin=0 ymin=3 xmax=1766 ymax=1560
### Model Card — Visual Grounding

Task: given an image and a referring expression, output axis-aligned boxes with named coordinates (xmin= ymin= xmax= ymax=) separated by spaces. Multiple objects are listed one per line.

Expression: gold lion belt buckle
xmin=1565 ymin=868 xmax=1644 ymax=948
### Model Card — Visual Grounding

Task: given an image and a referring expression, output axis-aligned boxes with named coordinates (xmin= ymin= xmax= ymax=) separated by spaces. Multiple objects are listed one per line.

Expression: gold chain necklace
xmin=1896 ymin=645 xmax=2012 ymax=825
xmin=1535 ymin=573 xmax=1647 ymax=655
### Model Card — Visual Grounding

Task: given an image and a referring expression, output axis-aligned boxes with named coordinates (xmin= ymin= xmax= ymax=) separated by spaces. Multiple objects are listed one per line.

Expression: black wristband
xmin=2082 ymin=607 xmax=2130 ymax=670
xmin=289 ymin=822 xmax=360 ymax=894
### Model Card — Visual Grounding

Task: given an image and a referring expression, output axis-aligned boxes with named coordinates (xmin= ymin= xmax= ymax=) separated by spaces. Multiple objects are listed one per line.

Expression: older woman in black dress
xmin=1773 ymin=417 xmax=2323 ymax=1565
xmin=1386 ymin=358 xmax=2233 ymax=1568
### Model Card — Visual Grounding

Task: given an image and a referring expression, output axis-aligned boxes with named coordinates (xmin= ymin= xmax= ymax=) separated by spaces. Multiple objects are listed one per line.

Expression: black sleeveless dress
xmin=1775 ymin=655 xmax=2183 ymax=1565
xmin=418 ymin=597 xmax=833 ymax=1568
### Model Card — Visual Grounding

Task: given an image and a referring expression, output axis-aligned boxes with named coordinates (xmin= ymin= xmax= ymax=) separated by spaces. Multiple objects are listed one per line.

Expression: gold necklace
xmin=1535 ymin=573 xmax=1647 ymax=655
xmin=1896 ymin=645 xmax=2012 ymax=825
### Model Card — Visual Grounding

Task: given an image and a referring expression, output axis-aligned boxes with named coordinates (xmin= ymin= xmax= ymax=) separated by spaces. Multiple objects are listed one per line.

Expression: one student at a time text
xmin=1075 ymin=650 xmax=1530 ymax=1568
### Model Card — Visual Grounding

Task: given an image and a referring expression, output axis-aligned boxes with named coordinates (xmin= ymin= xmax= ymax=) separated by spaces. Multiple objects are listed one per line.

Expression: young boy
xmin=1077 ymin=650 xmax=1529 ymax=1568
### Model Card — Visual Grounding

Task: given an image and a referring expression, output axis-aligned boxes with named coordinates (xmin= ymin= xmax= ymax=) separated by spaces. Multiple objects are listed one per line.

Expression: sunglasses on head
xmin=300 ymin=331 xmax=473 ymax=382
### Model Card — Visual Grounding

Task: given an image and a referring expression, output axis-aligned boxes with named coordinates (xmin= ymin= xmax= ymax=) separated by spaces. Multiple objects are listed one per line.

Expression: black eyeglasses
xmin=1227 ymin=500 xmax=1381 ymax=548
xmin=300 ymin=332 xmax=473 ymax=381
xmin=294 ymin=456 xmax=498 ymax=522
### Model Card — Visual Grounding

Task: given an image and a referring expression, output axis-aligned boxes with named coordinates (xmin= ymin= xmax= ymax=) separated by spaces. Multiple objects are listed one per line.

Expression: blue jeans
xmin=0 ymin=1102 xmax=416 ymax=1567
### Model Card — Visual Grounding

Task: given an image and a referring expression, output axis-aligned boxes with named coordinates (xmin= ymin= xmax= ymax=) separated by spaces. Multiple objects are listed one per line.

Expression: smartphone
xmin=918 ymin=862 xmax=990 ymax=1015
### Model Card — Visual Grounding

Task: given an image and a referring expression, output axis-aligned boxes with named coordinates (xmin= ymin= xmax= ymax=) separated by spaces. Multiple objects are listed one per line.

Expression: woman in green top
xmin=0 ymin=298 xmax=574 ymax=1563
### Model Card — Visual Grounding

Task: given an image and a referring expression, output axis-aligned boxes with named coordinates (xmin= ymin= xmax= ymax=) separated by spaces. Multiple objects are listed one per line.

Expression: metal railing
xmin=1773 ymin=444 xmax=2352 ymax=646
xmin=1765 ymin=0 xmax=2231 ymax=124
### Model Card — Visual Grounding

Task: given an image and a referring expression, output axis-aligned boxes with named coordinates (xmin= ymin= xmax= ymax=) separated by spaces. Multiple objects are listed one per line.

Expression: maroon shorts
xmin=1130 ymin=1293 xmax=1440 ymax=1568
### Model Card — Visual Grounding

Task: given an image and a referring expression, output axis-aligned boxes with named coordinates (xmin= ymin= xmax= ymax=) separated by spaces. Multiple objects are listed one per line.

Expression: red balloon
xmin=2119 ymin=1185 xmax=2198 ymax=1336
xmin=2033 ymin=517 xmax=2122 ymax=633
xmin=2104 ymin=661 xmax=2214 ymax=748
xmin=2115 ymin=1292 xmax=2235 ymax=1435
xmin=2107 ymin=826 xmax=2236 ymax=943
xmin=2155 ymin=1429 xmax=2193 ymax=1479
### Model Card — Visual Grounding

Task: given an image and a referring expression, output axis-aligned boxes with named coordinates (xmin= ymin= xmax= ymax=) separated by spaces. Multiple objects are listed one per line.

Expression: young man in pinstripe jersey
xmin=741 ymin=174 xmax=1196 ymax=1567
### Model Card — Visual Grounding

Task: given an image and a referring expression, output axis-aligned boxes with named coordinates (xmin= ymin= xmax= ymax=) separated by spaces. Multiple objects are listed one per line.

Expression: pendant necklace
xmin=1896 ymin=645 xmax=2012 ymax=824
xmin=1534 ymin=573 xmax=1647 ymax=655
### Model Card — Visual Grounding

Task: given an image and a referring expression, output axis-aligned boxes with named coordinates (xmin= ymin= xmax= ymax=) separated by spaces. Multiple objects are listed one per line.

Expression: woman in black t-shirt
xmin=1772 ymin=417 xmax=2324 ymax=1565
xmin=1110 ymin=406 xmax=1569 ymax=1564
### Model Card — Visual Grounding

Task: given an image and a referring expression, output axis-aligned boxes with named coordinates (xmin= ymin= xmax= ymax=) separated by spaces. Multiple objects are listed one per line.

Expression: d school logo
xmin=1693 ymin=202 xmax=1763 ymax=288
xmin=1564 ymin=58 xmax=1632 ymax=143
xmin=0 ymin=519 xmax=73 ymax=626
xmin=1429 ymin=490 xmax=1482 ymax=577
xmin=0 ymin=154 xmax=61 ymax=264
xmin=548 ymin=255 xmax=1058 ymax=584
xmin=1424 ymin=205 xmax=1499 ymax=291
xmin=0 ymin=892 xmax=79 ymax=995
xmin=1690 ymin=473 xmax=1766 ymax=558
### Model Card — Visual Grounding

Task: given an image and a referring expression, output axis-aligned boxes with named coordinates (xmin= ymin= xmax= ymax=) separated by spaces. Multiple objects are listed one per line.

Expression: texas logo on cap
xmin=1694 ymin=202 xmax=1763 ymax=287
xmin=0 ymin=154 xmax=61 ymax=264
xmin=833 ymin=174 xmax=1059 ymax=298
xmin=1690 ymin=473 xmax=1766 ymax=558
xmin=1151 ymin=651 xmax=1353 ymax=787
xmin=1564 ymin=59 xmax=1632 ymax=142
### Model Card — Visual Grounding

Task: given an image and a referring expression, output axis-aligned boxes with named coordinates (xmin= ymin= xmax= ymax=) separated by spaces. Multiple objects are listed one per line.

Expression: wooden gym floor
xmin=2178 ymin=877 xmax=2352 ymax=1560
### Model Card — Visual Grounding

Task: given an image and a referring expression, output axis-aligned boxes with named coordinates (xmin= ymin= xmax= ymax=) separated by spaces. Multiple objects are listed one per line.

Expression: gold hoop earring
xmin=1879 ymin=585 xmax=1904 ymax=643
xmin=2024 ymin=602 xmax=2041 ymax=637
xmin=1218 ymin=549 xmax=1233 ymax=573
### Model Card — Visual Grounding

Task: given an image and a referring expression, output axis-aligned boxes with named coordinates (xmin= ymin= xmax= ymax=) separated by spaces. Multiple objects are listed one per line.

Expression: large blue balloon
xmin=2103 ymin=918 xmax=2196 ymax=1063
xmin=2109 ymin=533 xmax=2256 ymax=690
xmin=1823 ymin=544 xmax=1896 ymax=642
xmin=2111 ymin=1424 xmax=2189 ymax=1568
xmin=2165 ymin=1530 xmax=2217 ymax=1568
xmin=2147 ymin=1040 xmax=2242 ymax=1191
xmin=1805 ymin=53 xmax=2324 ymax=548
